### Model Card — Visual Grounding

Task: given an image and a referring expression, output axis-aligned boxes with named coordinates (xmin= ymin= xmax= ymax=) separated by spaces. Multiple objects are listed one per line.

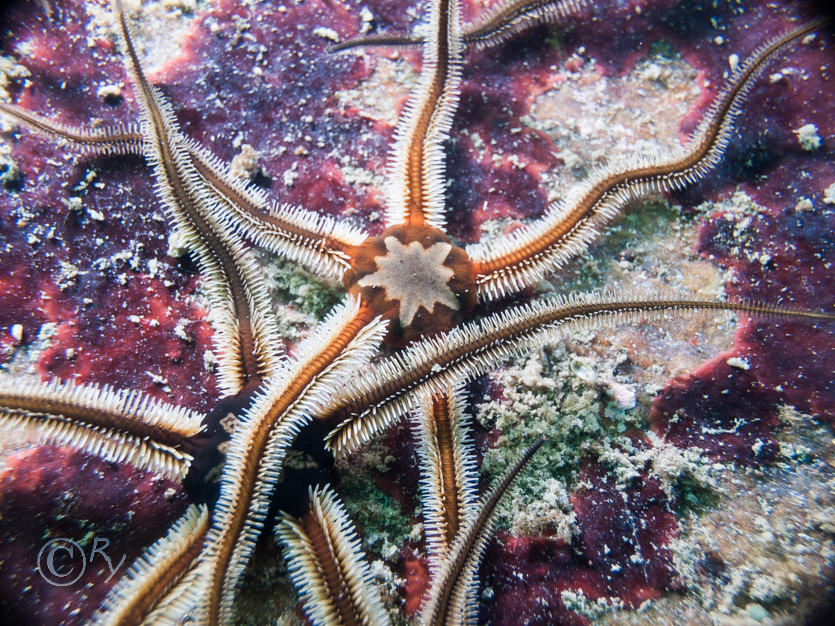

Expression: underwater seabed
xmin=0 ymin=0 xmax=833 ymax=624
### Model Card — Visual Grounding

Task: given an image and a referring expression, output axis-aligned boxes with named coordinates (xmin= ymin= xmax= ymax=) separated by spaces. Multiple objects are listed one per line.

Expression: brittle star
xmin=0 ymin=0 xmax=832 ymax=624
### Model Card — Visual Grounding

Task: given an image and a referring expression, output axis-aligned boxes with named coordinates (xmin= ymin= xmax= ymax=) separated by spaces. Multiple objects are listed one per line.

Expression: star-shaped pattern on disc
xmin=357 ymin=237 xmax=458 ymax=327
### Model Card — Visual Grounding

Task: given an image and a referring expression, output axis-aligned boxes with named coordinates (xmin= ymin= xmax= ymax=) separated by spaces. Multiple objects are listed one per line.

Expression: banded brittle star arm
xmin=0 ymin=376 xmax=203 ymax=481
xmin=113 ymin=0 xmax=282 ymax=395
xmin=384 ymin=0 xmax=463 ymax=230
xmin=2 ymin=0 xmax=362 ymax=315
xmin=329 ymin=0 xmax=590 ymax=54
xmin=322 ymin=293 xmax=835 ymax=452
xmin=468 ymin=18 xmax=830 ymax=301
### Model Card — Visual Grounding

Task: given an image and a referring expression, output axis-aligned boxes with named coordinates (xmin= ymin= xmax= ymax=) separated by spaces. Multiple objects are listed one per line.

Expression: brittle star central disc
xmin=344 ymin=224 xmax=476 ymax=343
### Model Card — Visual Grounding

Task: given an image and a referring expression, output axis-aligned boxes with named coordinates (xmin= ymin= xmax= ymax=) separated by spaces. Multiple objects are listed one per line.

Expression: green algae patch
xmin=475 ymin=343 xmax=645 ymax=538
xmin=673 ymin=474 xmax=719 ymax=517
xmin=264 ymin=257 xmax=342 ymax=318
xmin=648 ymin=39 xmax=679 ymax=60
xmin=553 ymin=198 xmax=683 ymax=294
xmin=339 ymin=470 xmax=411 ymax=557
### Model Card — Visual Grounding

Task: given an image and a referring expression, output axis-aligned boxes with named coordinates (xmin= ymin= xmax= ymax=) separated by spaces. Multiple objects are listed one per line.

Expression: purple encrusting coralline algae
xmin=0 ymin=0 xmax=832 ymax=624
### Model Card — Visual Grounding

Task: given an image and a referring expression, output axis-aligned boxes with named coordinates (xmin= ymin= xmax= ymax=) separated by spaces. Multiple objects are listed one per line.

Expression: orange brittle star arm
xmin=468 ymin=17 xmax=830 ymax=301
xmin=273 ymin=382 xmax=527 ymax=626
xmin=91 ymin=505 xmax=210 ymax=626
xmin=322 ymin=293 xmax=835 ymax=453
xmin=185 ymin=297 xmax=385 ymax=625
xmin=275 ymin=484 xmax=392 ymax=626
xmin=182 ymin=140 xmax=365 ymax=280
xmin=87 ymin=297 xmax=384 ymax=625
xmin=384 ymin=0 xmax=463 ymax=230
xmin=414 ymin=385 xmax=479 ymax=564
xmin=0 ymin=376 xmax=203 ymax=481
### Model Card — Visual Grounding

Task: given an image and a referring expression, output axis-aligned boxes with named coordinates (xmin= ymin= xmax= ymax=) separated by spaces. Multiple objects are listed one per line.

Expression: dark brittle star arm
xmin=275 ymin=484 xmax=391 ymax=626
xmin=4 ymin=1 xmax=285 ymax=397
xmin=322 ymin=293 xmax=835 ymax=453
xmin=166 ymin=298 xmax=386 ymax=626
xmin=384 ymin=0 xmax=463 ymax=230
xmin=419 ymin=437 xmax=544 ymax=625
xmin=328 ymin=0 xmax=590 ymax=53
xmin=0 ymin=106 xmax=363 ymax=284
xmin=469 ymin=18 xmax=830 ymax=302
xmin=0 ymin=101 xmax=144 ymax=156
xmin=0 ymin=376 xmax=203 ymax=481
xmin=113 ymin=0 xmax=362 ymax=286
xmin=114 ymin=0 xmax=282 ymax=396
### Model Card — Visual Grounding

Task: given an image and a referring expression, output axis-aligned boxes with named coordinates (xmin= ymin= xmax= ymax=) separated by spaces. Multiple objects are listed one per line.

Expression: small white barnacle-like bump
xmin=345 ymin=224 xmax=477 ymax=344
